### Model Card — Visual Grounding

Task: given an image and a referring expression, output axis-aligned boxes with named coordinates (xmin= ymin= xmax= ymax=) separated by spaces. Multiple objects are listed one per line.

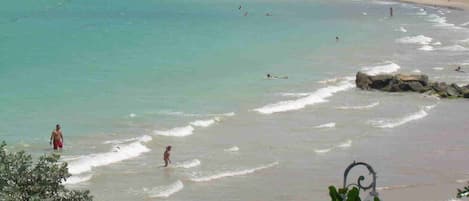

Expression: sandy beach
xmin=400 ymin=0 xmax=469 ymax=10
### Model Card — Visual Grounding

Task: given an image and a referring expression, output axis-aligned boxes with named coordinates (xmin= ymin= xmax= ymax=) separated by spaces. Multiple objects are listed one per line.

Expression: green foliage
xmin=0 ymin=141 xmax=93 ymax=201
xmin=328 ymin=186 xmax=381 ymax=201
xmin=457 ymin=185 xmax=469 ymax=198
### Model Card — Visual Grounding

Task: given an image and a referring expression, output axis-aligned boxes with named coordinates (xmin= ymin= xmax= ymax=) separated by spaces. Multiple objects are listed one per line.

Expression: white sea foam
xmin=154 ymin=125 xmax=194 ymax=137
xmin=67 ymin=140 xmax=151 ymax=175
xmin=396 ymin=35 xmax=433 ymax=45
xmin=103 ymin=135 xmax=152 ymax=145
xmin=336 ymin=101 xmax=380 ymax=110
xmin=314 ymin=122 xmax=336 ymax=129
xmin=337 ymin=140 xmax=352 ymax=148
xmin=190 ymin=118 xmax=220 ymax=127
xmin=317 ymin=77 xmax=341 ymax=84
xmin=432 ymin=41 xmax=442 ymax=46
xmin=280 ymin=92 xmax=310 ymax=97
xmin=173 ymin=159 xmax=201 ymax=169
xmin=456 ymin=178 xmax=469 ymax=183
xmin=399 ymin=26 xmax=407 ymax=33
xmin=412 ymin=69 xmax=422 ymax=73
xmin=433 ymin=67 xmax=444 ymax=71
xmin=419 ymin=45 xmax=434 ymax=51
xmin=361 ymin=62 xmax=401 ymax=75
xmin=254 ymin=78 xmax=354 ymax=114
xmin=190 ymin=162 xmax=279 ymax=182
xmin=368 ymin=105 xmax=436 ymax=128
xmin=426 ymin=14 xmax=462 ymax=29
xmin=154 ymin=116 xmax=224 ymax=137
xmin=145 ymin=180 xmax=184 ymax=198
xmin=416 ymin=10 xmax=427 ymax=15
xmin=314 ymin=148 xmax=332 ymax=154
xmin=224 ymin=146 xmax=240 ymax=152
xmin=461 ymin=21 xmax=469 ymax=26
xmin=459 ymin=38 xmax=469 ymax=45
xmin=438 ymin=45 xmax=469 ymax=52
xmin=64 ymin=174 xmax=93 ymax=185
xmin=362 ymin=12 xmax=367 ymax=16
xmin=129 ymin=113 xmax=136 ymax=118
xmin=159 ymin=111 xmax=235 ymax=117
xmin=377 ymin=184 xmax=417 ymax=191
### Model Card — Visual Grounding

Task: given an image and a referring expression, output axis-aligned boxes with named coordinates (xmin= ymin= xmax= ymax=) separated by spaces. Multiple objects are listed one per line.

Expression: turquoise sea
xmin=1 ymin=0 xmax=469 ymax=200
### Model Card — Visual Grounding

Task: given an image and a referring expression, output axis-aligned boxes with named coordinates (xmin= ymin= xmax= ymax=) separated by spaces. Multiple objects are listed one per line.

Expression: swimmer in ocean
xmin=164 ymin=146 xmax=172 ymax=167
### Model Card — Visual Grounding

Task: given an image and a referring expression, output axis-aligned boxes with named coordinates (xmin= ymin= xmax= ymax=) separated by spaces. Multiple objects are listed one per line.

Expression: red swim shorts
xmin=53 ymin=140 xmax=63 ymax=150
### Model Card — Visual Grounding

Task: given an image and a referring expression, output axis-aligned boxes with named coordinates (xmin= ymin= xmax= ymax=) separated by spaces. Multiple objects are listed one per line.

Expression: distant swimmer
xmin=164 ymin=145 xmax=172 ymax=167
xmin=239 ymin=5 xmax=242 ymax=10
xmin=455 ymin=66 xmax=465 ymax=72
xmin=390 ymin=7 xmax=393 ymax=17
xmin=266 ymin=12 xmax=272 ymax=16
xmin=267 ymin=73 xmax=288 ymax=79
xmin=336 ymin=36 xmax=339 ymax=42
xmin=50 ymin=124 xmax=63 ymax=150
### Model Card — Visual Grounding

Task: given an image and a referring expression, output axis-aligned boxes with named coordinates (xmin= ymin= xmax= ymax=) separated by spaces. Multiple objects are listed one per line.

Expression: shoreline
xmin=398 ymin=0 xmax=469 ymax=11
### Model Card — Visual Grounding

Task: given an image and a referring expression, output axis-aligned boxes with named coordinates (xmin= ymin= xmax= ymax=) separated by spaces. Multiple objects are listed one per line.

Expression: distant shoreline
xmin=398 ymin=0 xmax=469 ymax=11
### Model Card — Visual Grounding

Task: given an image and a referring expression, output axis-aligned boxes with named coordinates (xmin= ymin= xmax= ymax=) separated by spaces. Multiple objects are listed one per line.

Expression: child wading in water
xmin=164 ymin=146 xmax=172 ymax=167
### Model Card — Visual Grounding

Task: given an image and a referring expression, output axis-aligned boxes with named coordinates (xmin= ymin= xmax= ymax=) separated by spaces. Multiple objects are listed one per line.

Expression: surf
xmin=190 ymin=162 xmax=279 ymax=182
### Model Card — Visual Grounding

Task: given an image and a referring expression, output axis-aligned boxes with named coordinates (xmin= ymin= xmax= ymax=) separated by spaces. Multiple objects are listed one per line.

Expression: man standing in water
xmin=164 ymin=146 xmax=172 ymax=167
xmin=50 ymin=124 xmax=63 ymax=150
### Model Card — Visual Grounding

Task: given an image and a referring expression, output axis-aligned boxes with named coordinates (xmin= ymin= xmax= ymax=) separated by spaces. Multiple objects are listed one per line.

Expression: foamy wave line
xmin=377 ymin=184 xmax=418 ymax=191
xmin=279 ymin=92 xmax=310 ymax=97
xmin=336 ymin=101 xmax=380 ymax=110
xmin=398 ymin=26 xmax=407 ymax=33
xmin=173 ymin=159 xmax=201 ymax=169
xmin=361 ymin=62 xmax=401 ymax=76
xmin=224 ymin=146 xmax=240 ymax=152
xmin=67 ymin=137 xmax=152 ymax=175
xmin=190 ymin=162 xmax=279 ymax=182
xmin=254 ymin=77 xmax=355 ymax=114
xmin=368 ymin=105 xmax=436 ymax=128
xmin=154 ymin=116 xmax=224 ymax=137
xmin=63 ymin=174 xmax=93 ymax=185
xmin=396 ymin=35 xmax=433 ymax=45
xmin=103 ymin=135 xmax=152 ymax=145
xmin=315 ymin=139 xmax=352 ymax=154
xmin=158 ymin=111 xmax=235 ymax=117
xmin=314 ymin=122 xmax=336 ymax=129
xmin=437 ymin=45 xmax=469 ymax=52
xmin=145 ymin=180 xmax=184 ymax=198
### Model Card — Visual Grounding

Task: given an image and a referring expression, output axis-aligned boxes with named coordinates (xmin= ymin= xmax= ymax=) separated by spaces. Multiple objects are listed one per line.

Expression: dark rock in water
xmin=356 ymin=72 xmax=372 ymax=90
xmin=355 ymin=72 xmax=468 ymax=99
xmin=408 ymin=81 xmax=426 ymax=92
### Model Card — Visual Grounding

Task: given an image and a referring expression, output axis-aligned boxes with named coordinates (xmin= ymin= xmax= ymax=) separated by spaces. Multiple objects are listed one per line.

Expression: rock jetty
xmin=356 ymin=72 xmax=469 ymax=98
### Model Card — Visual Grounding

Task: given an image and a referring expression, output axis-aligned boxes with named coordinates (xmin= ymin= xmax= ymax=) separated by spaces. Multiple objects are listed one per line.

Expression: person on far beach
xmin=164 ymin=146 xmax=172 ymax=167
xmin=50 ymin=124 xmax=63 ymax=150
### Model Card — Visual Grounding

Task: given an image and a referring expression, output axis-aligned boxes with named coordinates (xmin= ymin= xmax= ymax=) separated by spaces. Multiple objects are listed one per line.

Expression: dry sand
xmin=399 ymin=0 xmax=469 ymax=10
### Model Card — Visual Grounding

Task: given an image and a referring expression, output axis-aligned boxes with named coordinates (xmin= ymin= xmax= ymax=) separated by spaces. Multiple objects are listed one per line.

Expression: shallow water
xmin=1 ymin=0 xmax=469 ymax=200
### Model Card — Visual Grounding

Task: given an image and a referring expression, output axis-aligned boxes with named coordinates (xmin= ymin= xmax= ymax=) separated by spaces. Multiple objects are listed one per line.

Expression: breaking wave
xmin=63 ymin=174 xmax=93 ymax=185
xmin=154 ymin=116 xmax=226 ymax=137
xmin=368 ymin=105 xmax=436 ymax=128
xmin=314 ymin=122 xmax=336 ymax=129
xmin=396 ymin=35 xmax=433 ymax=45
xmin=224 ymin=146 xmax=240 ymax=152
xmin=67 ymin=138 xmax=152 ymax=175
xmin=190 ymin=162 xmax=279 ymax=182
xmin=336 ymin=101 xmax=380 ymax=110
xmin=254 ymin=77 xmax=355 ymax=114
xmin=173 ymin=159 xmax=201 ymax=169
xmin=145 ymin=180 xmax=184 ymax=198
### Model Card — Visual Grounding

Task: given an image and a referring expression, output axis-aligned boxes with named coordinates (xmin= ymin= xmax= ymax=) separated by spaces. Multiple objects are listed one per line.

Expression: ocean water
xmin=1 ymin=0 xmax=469 ymax=200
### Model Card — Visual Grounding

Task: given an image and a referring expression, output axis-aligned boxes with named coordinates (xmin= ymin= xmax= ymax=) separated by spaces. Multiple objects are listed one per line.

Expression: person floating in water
xmin=238 ymin=5 xmax=242 ymax=10
xmin=265 ymin=12 xmax=272 ymax=16
xmin=164 ymin=146 xmax=172 ymax=167
xmin=50 ymin=124 xmax=63 ymax=150
xmin=267 ymin=73 xmax=288 ymax=79
xmin=455 ymin=66 xmax=464 ymax=72
xmin=336 ymin=36 xmax=339 ymax=42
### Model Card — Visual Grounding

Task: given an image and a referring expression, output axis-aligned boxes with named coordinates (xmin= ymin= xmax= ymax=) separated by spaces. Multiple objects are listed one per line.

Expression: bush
xmin=329 ymin=186 xmax=380 ymax=201
xmin=0 ymin=141 xmax=93 ymax=201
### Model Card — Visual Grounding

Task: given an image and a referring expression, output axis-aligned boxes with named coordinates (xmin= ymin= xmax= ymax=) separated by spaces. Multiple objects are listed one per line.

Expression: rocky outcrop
xmin=356 ymin=72 xmax=469 ymax=98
